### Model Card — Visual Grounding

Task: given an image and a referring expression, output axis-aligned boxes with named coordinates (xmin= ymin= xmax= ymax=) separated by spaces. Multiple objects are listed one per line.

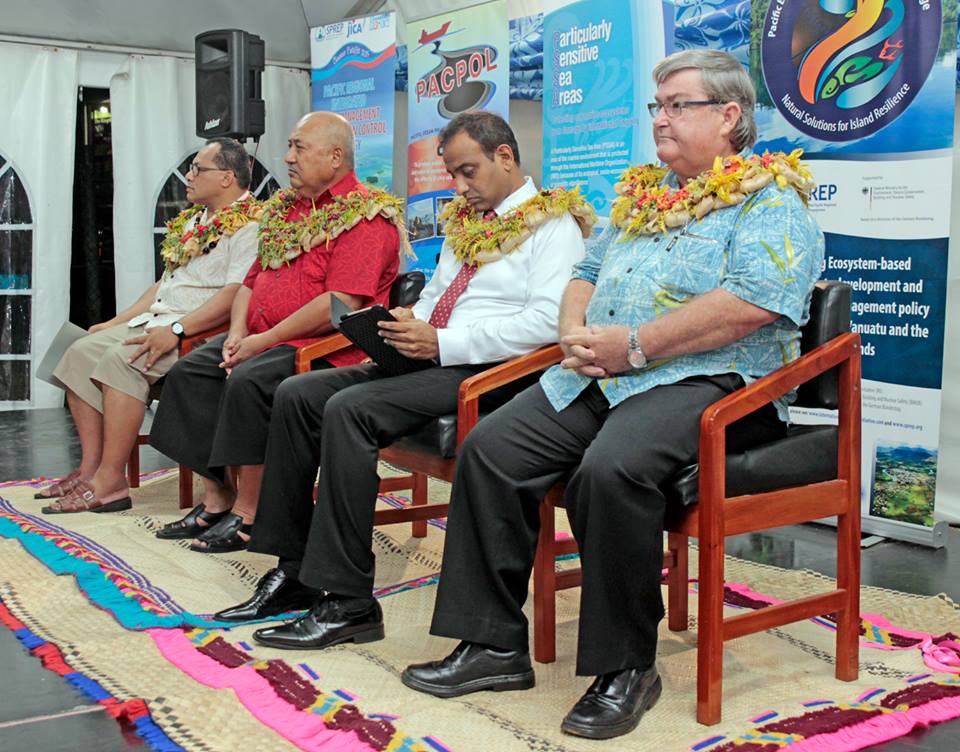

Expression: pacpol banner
xmin=311 ymin=12 xmax=397 ymax=191
xmin=405 ymin=0 xmax=510 ymax=278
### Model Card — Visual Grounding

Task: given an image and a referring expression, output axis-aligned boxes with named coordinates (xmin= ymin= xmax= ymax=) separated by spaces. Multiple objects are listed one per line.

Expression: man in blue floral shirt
xmin=404 ymin=50 xmax=824 ymax=740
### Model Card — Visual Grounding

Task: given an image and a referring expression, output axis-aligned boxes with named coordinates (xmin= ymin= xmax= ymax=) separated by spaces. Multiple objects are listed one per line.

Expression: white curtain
xmin=110 ymin=56 xmax=308 ymax=309
xmin=258 ymin=65 xmax=311 ymax=189
xmin=110 ymin=55 xmax=198 ymax=310
xmin=0 ymin=42 xmax=78 ymax=409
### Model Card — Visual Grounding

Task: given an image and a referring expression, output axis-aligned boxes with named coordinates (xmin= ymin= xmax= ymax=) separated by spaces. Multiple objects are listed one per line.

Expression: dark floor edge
xmin=0 ymin=598 xmax=185 ymax=752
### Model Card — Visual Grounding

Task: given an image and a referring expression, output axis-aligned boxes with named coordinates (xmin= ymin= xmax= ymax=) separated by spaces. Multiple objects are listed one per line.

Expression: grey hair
xmin=653 ymin=49 xmax=757 ymax=151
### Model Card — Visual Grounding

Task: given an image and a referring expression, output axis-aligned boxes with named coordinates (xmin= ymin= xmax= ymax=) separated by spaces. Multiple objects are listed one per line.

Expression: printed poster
xmin=751 ymin=0 xmax=956 ymax=540
xmin=406 ymin=1 xmax=510 ymax=277
xmin=311 ymin=12 xmax=397 ymax=191
xmin=542 ymin=0 xmax=672 ymax=217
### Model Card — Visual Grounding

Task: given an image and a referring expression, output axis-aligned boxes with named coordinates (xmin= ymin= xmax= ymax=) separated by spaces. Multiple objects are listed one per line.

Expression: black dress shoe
xmin=252 ymin=593 xmax=384 ymax=650
xmin=155 ymin=503 xmax=230 ymax=540
xmin=561 ymin=664 xmax=662 ymax=739
xmin=214 ymin=568 xmax=319 ymax=622
xmin=401 ymin=641 xmax=535 ymax=698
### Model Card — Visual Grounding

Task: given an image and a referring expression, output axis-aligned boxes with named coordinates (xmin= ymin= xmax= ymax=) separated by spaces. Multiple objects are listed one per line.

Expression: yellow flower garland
xmin=438 ymin=187 xmax=597 ymax=266
xmin=159 ymin=194 xmax=263 ymax=272
xmin=257 ymin=186 xmax=413 ymax=270
xmin=610 ymin=150 xmax=815 ymax=238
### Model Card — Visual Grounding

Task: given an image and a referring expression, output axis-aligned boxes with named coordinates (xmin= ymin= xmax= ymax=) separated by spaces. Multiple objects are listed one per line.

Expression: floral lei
xmin=438 ymin=187 xmax=597 ymax=266
xmin=160 ymin=194 xmax=263 ymax=272
xmin=257 ymin=186 xmax=412 ymax=270
xmin=610 ymin=149 xmax=815 ymax=238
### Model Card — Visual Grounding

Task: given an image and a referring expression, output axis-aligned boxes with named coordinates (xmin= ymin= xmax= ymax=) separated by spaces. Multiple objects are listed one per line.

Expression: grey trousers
xmin=247 ymin=362 xmax=514 ymax=594
xmin=429 ymin=376 xmax=786 ymax=677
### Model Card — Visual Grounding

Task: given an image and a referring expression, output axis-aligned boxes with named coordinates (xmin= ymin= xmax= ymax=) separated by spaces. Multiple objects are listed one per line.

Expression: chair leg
xmin=178 ymin=465 xmax=193 ymax=509
xmin=696 ymin=534 xmax=725 ymax=725
xmin=533 ymin=498 xmax=557 ymax=664
xmin=667 ymin=532 xmax=689 ymax=632
xmin=127 ymin=441 xmax=141 ymax=489
xmin=411 ymin=472 xmax=428 ymax=538
xmin=835 ymin=505 xmax=861 ymax=681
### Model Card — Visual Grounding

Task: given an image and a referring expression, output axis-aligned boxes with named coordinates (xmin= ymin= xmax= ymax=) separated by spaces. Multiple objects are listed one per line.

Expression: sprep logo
xmin=761 ymin=0 xmax=941 ymax=141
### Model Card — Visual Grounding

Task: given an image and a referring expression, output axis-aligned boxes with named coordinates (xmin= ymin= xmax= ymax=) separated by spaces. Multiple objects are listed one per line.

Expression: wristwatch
xmin=627 ymin=328 xmax=647 ymax=369
xmin=171 ymin=321 xmax=186 ymax=340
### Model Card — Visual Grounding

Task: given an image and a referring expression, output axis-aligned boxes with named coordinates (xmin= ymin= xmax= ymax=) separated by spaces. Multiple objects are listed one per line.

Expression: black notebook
xmin=330 ymin=295 xmax=435 ymax=376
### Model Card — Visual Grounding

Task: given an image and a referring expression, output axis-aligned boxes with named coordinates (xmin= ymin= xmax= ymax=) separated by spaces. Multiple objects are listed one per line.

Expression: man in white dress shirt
xmin=215 ymin=112 xmax=588 ymax=651
xmin=38 ymin=138 xmax=260 ymax=513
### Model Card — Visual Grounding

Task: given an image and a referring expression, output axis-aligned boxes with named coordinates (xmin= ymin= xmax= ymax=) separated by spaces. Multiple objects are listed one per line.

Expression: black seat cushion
xmin=393 ymin=414 xmax=461 ymax=458
xmin=385 ymin=370 xmax=541 ymax=458
xmin=666 ymin=424 xmax=838 ymax=506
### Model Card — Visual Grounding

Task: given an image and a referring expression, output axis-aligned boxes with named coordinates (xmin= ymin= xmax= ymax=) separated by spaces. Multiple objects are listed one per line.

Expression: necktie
xmin=428 ymin=209 xmax=495 ymax=329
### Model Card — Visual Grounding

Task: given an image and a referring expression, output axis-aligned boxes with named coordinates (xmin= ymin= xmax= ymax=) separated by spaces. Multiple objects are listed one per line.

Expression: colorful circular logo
xmin=761 ymin=0 xmax=941 ymax=141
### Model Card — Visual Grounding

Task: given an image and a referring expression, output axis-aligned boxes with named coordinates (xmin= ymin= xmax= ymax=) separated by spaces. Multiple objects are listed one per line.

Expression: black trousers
xmin=247 ymin=362 xmax=496 ymax=595
xmin=149 ymin=334 xmax=300 ymax=482
xmin=429 ymin=375 xmax=786 ymax=677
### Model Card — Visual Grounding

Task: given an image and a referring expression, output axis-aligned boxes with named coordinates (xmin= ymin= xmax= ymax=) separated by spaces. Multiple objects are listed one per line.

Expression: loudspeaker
xmin=195 ymin=29 xmax=265 ymax=140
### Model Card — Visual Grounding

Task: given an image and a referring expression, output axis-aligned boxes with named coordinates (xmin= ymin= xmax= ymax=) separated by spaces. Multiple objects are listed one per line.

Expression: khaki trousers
xmin=51 ymin=322 xmax=178 ymax=413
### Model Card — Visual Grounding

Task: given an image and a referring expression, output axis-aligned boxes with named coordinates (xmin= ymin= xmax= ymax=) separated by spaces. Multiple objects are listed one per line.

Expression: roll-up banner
xmin=542 ymin=0 xmax=673 ymax=218
xmin=310 ymin=12 xmax=397 ymax=191
xmin=543 ymin=0 xmax=955 ymax=545
xmin=752 ymin=0 xmax=956 ymax=546
xmin=406 ymin=0 xmax=510 ymax=278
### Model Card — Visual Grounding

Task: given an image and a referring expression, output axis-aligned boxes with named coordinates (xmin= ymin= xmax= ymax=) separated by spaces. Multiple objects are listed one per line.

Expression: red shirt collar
xmin=292 ymin=171 xmax=362 ymax=211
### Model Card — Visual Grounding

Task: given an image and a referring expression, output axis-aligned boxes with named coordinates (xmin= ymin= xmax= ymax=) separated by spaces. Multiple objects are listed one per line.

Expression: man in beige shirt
xmin=39 ymin=137 xmax=260 ymax=514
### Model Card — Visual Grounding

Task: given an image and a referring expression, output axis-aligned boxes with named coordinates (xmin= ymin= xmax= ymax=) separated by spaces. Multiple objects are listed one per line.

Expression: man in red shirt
xmin=150 ymin=112 xmax=402 ymax=552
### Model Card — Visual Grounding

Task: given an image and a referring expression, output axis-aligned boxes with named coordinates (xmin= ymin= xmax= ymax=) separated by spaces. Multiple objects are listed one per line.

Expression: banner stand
xmin=819 ymin=516 xmax=949 ymax=549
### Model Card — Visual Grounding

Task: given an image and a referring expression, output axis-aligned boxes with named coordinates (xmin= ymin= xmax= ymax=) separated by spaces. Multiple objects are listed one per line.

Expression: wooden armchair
xmin=128 ymin=324 xmax=228 ymax=504
xmin=294 ymin=335 xmax=563 ymax=536
xmin=169 ymin=274 xmax=429 ymax=508
xmin=292 ymin=271 xmax=556 ymax=538
xmin=291 ymin=269 xmax=488 ymax=537
xmin=532 ymin=280 xmax=861 ymax=725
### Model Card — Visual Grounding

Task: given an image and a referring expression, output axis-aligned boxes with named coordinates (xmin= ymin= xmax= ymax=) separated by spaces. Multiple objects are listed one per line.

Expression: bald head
xmin=284 ymin=111 xmax=357 ymax=197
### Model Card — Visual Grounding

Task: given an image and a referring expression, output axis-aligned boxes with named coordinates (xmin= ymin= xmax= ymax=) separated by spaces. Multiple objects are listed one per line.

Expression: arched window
xmin=0 ymin=153 xmax=33 ymax=405
xmin=152 ymin=151 xmax=280 ymax=279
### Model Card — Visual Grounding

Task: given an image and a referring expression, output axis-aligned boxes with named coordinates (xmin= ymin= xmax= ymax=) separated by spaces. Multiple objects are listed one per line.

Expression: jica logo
xmin=761 ymin=0 xmax=941 ymax=141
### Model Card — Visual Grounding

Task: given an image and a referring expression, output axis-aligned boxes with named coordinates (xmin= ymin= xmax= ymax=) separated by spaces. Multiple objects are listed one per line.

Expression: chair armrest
xmin=696 ymin=331 xmax=861 ymax=534
xmin=294 ymin=333 xmax=352 ymax=374
xmin=179 ymin=324 xmax=229 ymax=356
xmin=455 ymin=344 xmax=564 ymax=447
xmin=699 ymin=332 xmax=860 ymax=434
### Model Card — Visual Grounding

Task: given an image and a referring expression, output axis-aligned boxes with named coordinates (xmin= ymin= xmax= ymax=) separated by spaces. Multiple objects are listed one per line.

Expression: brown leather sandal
xmin=34 ymin=470 xmax=82 ymax=499
xmin=41 ymin=481 xmax=132 ymax=515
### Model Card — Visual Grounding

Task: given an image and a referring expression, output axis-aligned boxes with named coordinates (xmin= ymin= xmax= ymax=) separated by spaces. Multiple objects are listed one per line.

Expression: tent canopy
xmin=0 ymin=0 xmax=540 ymax=63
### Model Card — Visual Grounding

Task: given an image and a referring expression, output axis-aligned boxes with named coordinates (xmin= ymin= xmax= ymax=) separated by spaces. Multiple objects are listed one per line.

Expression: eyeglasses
xmin=188 ymin=162 xmax=227 ymax=176
xmin=646 ymin=100 xmax=722 ymax=118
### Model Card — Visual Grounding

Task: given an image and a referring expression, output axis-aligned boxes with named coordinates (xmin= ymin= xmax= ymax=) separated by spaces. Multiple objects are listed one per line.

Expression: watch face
xmin=628 ymin=350 xmax=646 ymax=369
xmin=171 ymin=322 xmax=184 ymax=336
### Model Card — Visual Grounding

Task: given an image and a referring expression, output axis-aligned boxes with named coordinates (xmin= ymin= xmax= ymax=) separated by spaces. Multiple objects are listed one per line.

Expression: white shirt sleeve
xmin=224 ymin=222 xmax=260 ymax=284
xmin=436 ymin=213 xmax=585 ymax=365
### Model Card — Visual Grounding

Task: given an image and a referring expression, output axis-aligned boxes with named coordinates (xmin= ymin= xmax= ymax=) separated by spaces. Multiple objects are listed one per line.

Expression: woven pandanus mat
xmin=1 ymin=470 xmax=958 ymax=752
